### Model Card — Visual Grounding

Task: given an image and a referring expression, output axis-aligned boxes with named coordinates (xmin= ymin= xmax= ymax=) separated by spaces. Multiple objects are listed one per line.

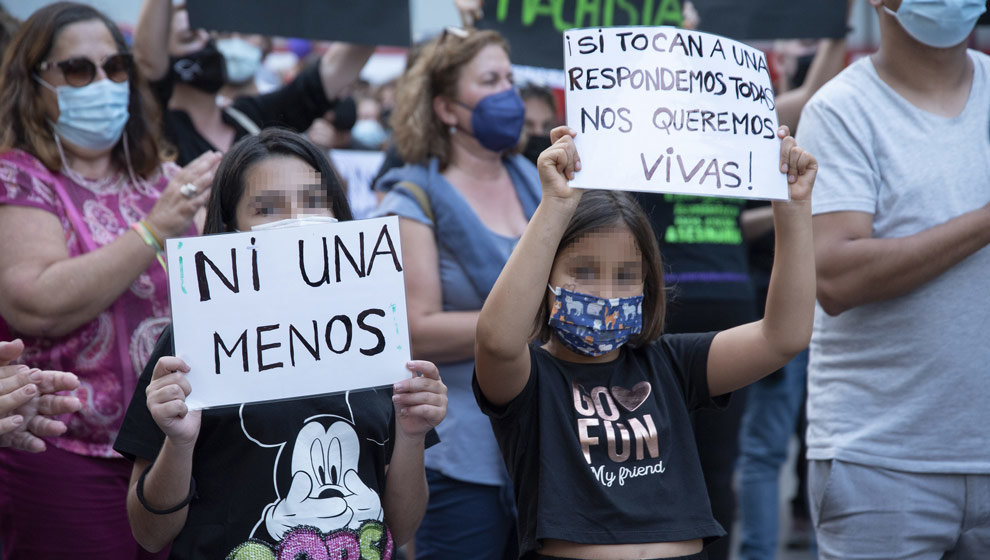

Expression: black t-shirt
xmin=473 ymin=334 xmax=727 ymax=556
xmin=634 ymin=193 xmax=753 ymax=302
xmin=152 ymin=62 xmax=334 ymax=166
xmin=114 ymin=326 xmax=437 ymax=559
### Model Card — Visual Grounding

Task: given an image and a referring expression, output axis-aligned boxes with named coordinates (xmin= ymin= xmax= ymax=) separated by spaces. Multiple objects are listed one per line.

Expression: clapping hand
xmin=0 ymin=339 xmax=82 ymax=452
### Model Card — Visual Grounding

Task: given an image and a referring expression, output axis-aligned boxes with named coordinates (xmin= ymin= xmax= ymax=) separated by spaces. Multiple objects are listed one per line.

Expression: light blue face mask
xmin=217 ymin=37 xmax=262 ymax=85
xmin=884 ymin=0 xmax=986 ymax=48
xmin=351 ymin=119 xmax=388 ymax=149
xmin=36 ymin=76 xmax=130 ymax=151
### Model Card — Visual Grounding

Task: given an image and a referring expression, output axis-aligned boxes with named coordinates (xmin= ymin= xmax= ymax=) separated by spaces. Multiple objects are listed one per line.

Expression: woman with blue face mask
xmin=371 ymin=27 xmax=538 ymax=560
xmin=0 ymin=3 xmax=221 ymax=559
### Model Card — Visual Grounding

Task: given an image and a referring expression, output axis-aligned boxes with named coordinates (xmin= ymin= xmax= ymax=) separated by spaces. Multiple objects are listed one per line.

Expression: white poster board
xmin=329 ymin=149 xmax=387 ymax=220
xmin=564 ymin=26 xmax=787 ymax=200
xmin=165 ymin=217 xmax=411 ymax=409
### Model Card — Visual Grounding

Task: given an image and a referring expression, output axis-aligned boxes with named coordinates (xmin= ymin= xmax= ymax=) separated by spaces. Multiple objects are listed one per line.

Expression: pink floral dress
xmin=0 ymin=149 xmax=185 ymax=458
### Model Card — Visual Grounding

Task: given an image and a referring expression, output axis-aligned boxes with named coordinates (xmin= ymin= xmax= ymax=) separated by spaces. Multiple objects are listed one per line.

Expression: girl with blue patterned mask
xmin=474 ymin=125 xmax=820 ymax=560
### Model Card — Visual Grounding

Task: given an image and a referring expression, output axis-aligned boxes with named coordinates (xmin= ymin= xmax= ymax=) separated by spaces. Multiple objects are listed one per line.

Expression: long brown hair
xmin=0 ymin=2 xmax=168 ymax=176
xmin=533 ymin=190 xmax=666 ymax=347
xmin=389 ymin=29 xmax=509 ymax=170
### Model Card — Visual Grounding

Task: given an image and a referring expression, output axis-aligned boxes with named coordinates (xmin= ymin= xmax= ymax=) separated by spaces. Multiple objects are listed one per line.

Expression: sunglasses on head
xmin=38 ymin=52 xmax=133 ymax=88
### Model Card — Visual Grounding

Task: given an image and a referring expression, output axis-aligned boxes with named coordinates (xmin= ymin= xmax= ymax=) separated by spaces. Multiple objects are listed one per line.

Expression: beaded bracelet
xmin=136 ymin=463 xmax=196 ymax=515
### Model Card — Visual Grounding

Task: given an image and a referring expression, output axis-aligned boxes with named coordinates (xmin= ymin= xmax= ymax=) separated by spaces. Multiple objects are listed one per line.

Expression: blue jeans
xmin=737 ymin=350 xmax=808 ymax=560
xmin=414 ymin=469 xmax=517 ymax=560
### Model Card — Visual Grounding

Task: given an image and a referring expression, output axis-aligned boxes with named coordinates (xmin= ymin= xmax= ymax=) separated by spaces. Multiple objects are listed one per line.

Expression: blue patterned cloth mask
xmin=547 ymin=285 xmax=644 ymax=357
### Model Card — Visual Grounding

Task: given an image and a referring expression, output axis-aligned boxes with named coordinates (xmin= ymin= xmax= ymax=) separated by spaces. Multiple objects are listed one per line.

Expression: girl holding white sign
xmin=473 ymin=124 xmax=817 ymax=560
xmin=114 ymin=129 xmax=447 ymax=560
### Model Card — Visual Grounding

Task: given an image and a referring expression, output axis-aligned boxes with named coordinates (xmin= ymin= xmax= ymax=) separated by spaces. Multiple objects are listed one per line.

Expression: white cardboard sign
xmin=564 ymin=26 xmax=787 ymax=200
xmin=165 ymin=217 xmax=411 ymax=409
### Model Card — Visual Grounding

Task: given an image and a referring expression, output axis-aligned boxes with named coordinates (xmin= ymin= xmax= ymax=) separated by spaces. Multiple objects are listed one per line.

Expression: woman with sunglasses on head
xmin=372 ymin=27 xmax=539 ymax=560
xmin=133 ymin=0 xmax=373 ymax=166
xmin=0 ymin=3 xmax=219 ymax=558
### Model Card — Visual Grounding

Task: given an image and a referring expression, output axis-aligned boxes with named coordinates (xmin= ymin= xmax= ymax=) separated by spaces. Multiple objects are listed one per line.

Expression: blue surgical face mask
xmin=547 ymin=285 xmax=644 ymax=357
xmin=456 ymin=88 xmax=525 ymax=152
xmin=36 ymin=76 xmax=130 ymax=151
xmin=884 ymin=0 xmax=986 ymax=48
xmin=217 ymin=37 xmax=262 ymax=84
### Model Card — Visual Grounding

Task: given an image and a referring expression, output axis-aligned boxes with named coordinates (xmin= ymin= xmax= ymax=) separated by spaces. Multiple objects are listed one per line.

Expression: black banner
xmin=479 ymin=0 xmax=847 ymax=69
xmin=186 ymin=0 xmax=411 ymax=47
xmin=693 ymin=0 xmax=846 ymax=42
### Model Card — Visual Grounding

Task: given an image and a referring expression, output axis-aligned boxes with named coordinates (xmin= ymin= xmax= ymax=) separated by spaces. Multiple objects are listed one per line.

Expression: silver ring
xmin=180 ymin=183 xmax=198 ymax=199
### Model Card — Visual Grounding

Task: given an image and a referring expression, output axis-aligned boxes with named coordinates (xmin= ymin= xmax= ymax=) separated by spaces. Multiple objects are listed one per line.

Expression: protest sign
xmin=166 ymin=217 xmax=411 ymax=409
xmin=186 ymin=0 xmax=411 ymax=47
xmin=479 ymin=0 xmax=846 ymax=69
xmin=329 ymin=149 xmax=387 ymax=219
xmin=564 ymin=26 xmax=787 ymax=200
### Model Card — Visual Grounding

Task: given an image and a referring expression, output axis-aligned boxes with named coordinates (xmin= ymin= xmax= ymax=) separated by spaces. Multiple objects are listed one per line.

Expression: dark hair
xmin=533 ymin=190 xmax=666 ymax=346
xmin=0 ymin=2 xmax=168 ymax=175
xmin=203 ymin=128 xmax=352 ymax=234
xmin=0 ymin=7 xmax=19 ymax=57
xmin=519 ymin=83 xmax=557 ymax=115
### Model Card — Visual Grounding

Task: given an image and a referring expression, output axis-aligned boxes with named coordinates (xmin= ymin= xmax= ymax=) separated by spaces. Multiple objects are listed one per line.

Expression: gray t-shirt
xmin=798 ymin=51 xmax=990 ymax=473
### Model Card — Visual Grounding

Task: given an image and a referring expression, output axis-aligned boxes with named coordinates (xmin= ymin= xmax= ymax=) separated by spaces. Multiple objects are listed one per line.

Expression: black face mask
xmin=170 ymin=41 xmax=227 ymax=94
xmin=332 ymin=96 xmax=357 ymax=131
xmin=522 ymin=134 xmax=552 ymax=166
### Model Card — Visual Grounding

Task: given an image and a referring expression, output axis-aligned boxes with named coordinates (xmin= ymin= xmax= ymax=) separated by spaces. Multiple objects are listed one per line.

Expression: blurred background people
xmin=132 ymin=0 xmax=373 ymax=165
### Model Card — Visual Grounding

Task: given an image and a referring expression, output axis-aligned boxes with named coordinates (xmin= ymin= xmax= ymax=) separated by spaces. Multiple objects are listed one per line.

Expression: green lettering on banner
xmin=666 ymin=194 xmax=743 ymax=245
xmin=498 ymin=0 xmax=682 ymax=31
xmin=650 ymin=0 xmax=683 ymax=25
xmin=575 ymin=0 xmax=602 ymax=27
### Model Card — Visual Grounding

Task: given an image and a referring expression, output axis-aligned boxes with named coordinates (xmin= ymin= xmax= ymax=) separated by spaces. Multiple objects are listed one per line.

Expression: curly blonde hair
xmin=389 ymin=29 xmax=509 ymax=170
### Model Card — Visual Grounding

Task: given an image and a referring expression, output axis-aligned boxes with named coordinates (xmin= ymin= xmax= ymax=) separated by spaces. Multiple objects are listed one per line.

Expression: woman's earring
xmin=449 ymin=125 xmax=456 ymax=135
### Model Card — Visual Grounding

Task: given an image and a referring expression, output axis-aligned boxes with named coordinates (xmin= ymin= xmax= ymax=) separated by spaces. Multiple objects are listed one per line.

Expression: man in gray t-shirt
xmin=797 ymin=0 xmax=990 ymax=557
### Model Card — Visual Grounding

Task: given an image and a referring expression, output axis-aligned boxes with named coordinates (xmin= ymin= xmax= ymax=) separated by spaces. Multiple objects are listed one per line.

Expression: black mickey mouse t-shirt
xmin=474 ymin=333 xmax=727 ymax=555
xmin=115 ymin=326 xmax=436 ymax=559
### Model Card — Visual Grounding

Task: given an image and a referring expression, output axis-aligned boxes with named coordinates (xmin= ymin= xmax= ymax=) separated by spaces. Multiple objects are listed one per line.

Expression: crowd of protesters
xmin=0 ymin=1 xmax=988 ymax=559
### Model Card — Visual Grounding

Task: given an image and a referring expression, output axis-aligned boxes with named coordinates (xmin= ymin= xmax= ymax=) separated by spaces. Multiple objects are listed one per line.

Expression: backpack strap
xmin=223 ymin=106 xmax=261 ymax=135
xmin=395 ymin=180 xmax=434 ymax=224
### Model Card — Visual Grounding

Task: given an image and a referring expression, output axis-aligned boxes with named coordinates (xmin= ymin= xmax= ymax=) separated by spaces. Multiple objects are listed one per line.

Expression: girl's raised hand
xmin=537 ymin=126 xmax=583 ymax=203
xmin=146 ymin=356 xmax=202 ymax=450
xmin=777 ymin=126 xmax=817 ymax=202
xmin=392 ymin=360 xmax=447 ymax=440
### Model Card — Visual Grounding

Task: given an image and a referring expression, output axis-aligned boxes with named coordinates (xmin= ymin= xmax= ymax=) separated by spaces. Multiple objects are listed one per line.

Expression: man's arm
xmin=814 ymin=207 xmax=990 ymax=315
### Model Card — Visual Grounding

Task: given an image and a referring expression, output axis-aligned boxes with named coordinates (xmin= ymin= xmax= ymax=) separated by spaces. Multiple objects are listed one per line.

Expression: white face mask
xmin=217 ymin=38 xmax=263 ymax=84
xmin=884 ymin=0 xmax=986 ymax=48
xmin=246 ymin=216 xmax=339 ymax=231
xmin=36 ymin=76 xmax=130 ymax=151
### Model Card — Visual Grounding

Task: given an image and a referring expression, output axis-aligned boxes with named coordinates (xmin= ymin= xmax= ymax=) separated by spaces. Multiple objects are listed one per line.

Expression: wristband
xmin=140 ymin=220 xmax=165 ymax=250
xmin=131 ymin=221 xmax=167 ymax=273
xmin=136 ymin=463 xmax=196 ymax=515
